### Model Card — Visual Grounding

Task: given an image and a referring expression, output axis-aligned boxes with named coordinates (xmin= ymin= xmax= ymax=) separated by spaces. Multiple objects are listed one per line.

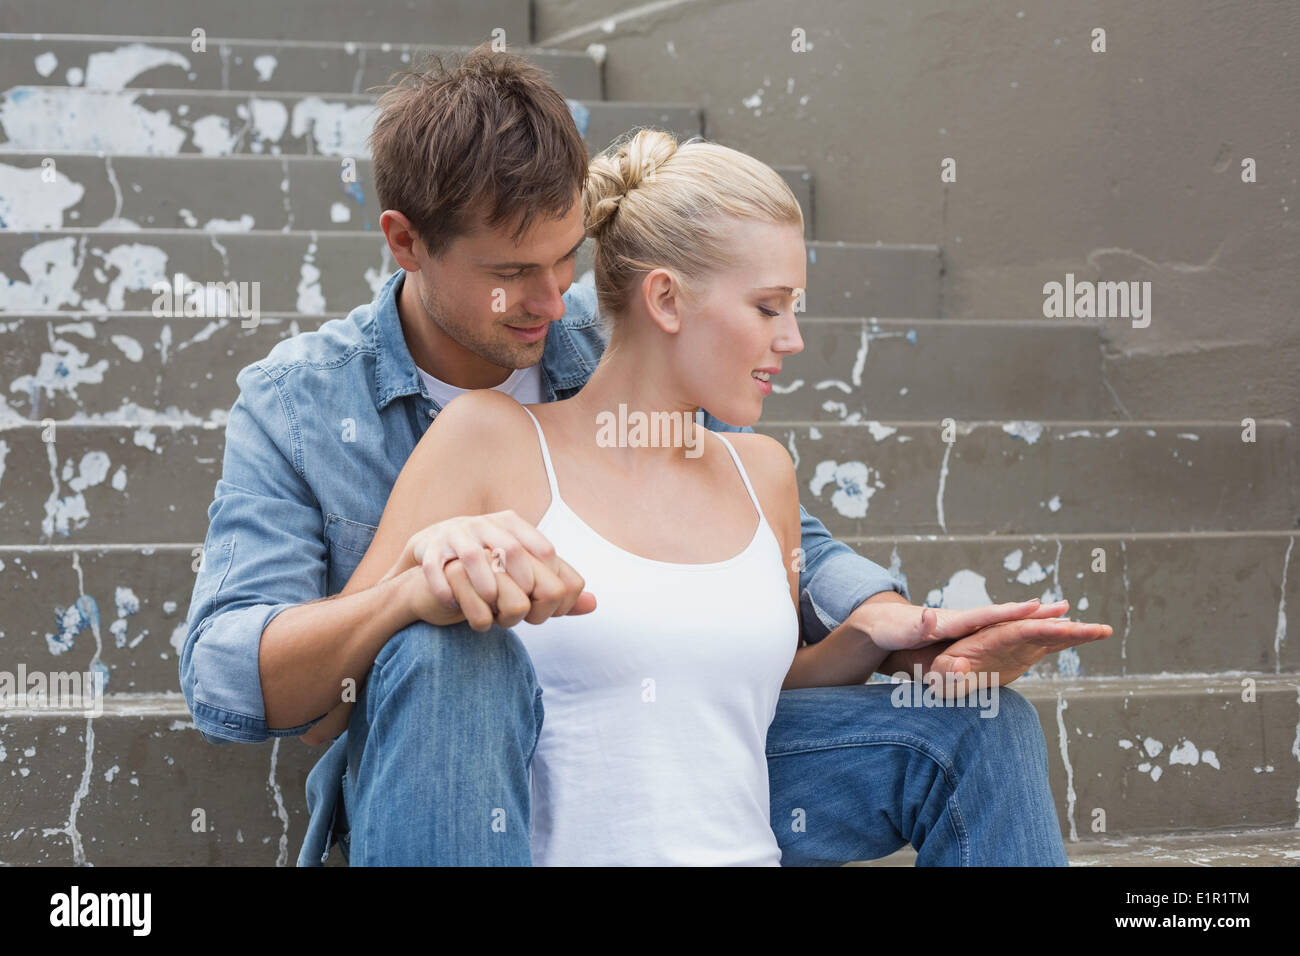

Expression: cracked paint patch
xmin=923 ymin=568 xmax=993 ymax=609
xmin=1056 ymin=694 xmax=1078 ymax=841
xmin=0 ymin=162 xmax=85 ymax=230
xmin=809 ymin=459 xmax=882 ymax=519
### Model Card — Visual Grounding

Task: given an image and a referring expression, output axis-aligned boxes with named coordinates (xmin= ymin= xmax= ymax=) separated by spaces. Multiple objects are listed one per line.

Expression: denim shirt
xmin=176 ymin=268 xmax=909 ymax=861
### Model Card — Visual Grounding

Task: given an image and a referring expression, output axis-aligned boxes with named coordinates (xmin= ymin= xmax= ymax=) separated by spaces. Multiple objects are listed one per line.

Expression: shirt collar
xmin=366 ymin=268 xmax=598 ymax=412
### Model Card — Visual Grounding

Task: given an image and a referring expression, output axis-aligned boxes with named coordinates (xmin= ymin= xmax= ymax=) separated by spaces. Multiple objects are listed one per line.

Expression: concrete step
xmin=860 ymin=825 xmax=1300 ymax=866
xmin=0 ymin=314 xmax=1113 ymax=423
xmin=0 ymin=533 xmax=1293 ymax=698
xmin=0 ymin=153 xmax=813 ymax=239
xmin=0 ymin=35 xmax=602 ymax=100
xmin=0 ymin=420 xmax=1292 ymax=545
xmin=755 ymin=420 xmax=1297 ymax=536
xmin=0 ymin=233 xmax=937 ymax=318
xmin=0 ymin=0 xmax=531 ymax=46
xmin=1 ymin=674 xmax=1296 ymax=864
xmin=0 ymin=86 xmax=699 ymax=158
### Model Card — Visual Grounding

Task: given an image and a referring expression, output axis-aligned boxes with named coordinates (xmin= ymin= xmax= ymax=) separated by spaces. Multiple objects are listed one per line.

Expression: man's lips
xmin=505 ymin=321 xmax=549 ymax=342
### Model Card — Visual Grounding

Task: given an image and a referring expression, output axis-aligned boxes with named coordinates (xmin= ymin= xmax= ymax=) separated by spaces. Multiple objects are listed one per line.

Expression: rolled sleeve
xmin=797 ymin=521 xmax=910 ymax=644
xmin=178 ymin=363 xmax=330 ymax=744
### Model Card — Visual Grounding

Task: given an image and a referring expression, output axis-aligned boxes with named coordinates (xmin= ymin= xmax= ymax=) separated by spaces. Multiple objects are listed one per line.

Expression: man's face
xmin=410 ymin=193 xmax=587 ymax=374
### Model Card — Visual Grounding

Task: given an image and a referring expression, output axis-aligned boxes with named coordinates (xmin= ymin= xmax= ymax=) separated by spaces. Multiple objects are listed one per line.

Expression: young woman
xmin=315 ymin=130 xmax=1073 ymax=864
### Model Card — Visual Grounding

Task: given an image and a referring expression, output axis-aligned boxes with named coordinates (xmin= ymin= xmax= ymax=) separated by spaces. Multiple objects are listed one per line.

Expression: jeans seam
xmin=767 ymin=733 xmax=960 ymax=784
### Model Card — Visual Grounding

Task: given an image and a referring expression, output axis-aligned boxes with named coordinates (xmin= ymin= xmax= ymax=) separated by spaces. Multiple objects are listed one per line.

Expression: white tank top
xmin=514 ymin=405 xmax=799 ymax=866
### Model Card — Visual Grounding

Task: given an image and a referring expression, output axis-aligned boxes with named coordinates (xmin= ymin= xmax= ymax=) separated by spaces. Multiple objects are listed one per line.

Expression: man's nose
xmin=524 ymin=272 xmax=569 ymax=323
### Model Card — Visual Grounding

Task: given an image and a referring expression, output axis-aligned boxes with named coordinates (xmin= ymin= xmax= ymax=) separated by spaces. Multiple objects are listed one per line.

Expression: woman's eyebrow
xmin=754 ymin=285 xmax=798 ymax=294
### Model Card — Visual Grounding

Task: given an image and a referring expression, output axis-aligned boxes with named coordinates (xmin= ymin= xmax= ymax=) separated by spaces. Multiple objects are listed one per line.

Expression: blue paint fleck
xmin=566 ymin=98 xmax=590 ymax=137
xmin=905 ymin=328 xmax=917 ymax=344
xmin=342 ymin=181 xmax=365 ymax=205
xmin=48 ymin=594 xmax=99 ymax=654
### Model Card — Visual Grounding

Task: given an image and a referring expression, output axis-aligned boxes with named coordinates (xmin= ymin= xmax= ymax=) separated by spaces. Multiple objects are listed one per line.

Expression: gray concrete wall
xmin=539 ymin=0 xmax=1300 ymax=463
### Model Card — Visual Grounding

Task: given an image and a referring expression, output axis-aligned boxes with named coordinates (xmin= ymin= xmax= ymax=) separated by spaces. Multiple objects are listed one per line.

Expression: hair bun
xmin=584 ymin=128 xmax=679 ymax=239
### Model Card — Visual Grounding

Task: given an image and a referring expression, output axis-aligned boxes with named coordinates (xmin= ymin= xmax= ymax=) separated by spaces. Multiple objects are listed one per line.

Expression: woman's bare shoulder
xmin=422 ymin=390 xmax=549 ymax=516
xmin=712 ymin=431 xmax=799 ymax=528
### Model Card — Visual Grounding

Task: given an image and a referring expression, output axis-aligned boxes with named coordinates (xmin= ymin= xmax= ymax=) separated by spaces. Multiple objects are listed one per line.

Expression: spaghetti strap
xmin=519 ymin=405 xmax=563 ymax=505
xmin=713 ymin=432 xmax=768 ymax=528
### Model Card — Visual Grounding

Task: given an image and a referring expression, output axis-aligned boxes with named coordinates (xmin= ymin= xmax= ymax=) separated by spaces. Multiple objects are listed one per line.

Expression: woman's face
xmin=673 ymin=219 xmax=807 ymax=428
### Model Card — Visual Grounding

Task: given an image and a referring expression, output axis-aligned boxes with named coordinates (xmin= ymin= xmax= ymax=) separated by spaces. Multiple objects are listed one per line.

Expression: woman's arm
xmin=746 ymin=436 xmax=885 ymax=689
xmin=301 ymin=391 xmax=516 ymax=746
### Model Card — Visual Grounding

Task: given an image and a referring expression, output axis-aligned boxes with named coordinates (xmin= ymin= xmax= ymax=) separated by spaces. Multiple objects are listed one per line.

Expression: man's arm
xmin=180 ymin=363 xmax=425 ymax=743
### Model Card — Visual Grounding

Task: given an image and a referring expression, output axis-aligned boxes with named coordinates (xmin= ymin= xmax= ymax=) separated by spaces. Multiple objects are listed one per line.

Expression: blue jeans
xmin=298 ymin=619 xmax=1068 ymax=866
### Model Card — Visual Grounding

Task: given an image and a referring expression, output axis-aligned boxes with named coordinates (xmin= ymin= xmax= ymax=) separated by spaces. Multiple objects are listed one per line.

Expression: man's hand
xmin=924 ymin=605 xmax=1111 ymax=686
xmin=876 ymin=599 xmax=1112 ymax=693
xmin=850 ymin=594 xmax=1069 ymax=652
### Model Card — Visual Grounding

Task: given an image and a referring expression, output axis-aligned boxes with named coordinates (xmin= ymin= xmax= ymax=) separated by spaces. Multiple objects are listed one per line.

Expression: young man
xmin=180 ymin=45 xmax=1105 ymax=866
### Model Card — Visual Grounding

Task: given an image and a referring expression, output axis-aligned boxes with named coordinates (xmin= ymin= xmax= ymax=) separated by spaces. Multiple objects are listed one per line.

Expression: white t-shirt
xmin=416 ymin=363 xmax=544 ymax=410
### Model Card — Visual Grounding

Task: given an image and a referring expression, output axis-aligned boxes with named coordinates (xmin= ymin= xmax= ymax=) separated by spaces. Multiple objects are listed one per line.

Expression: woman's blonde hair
xmin=582 ymin=128 xmax=804 ymax=341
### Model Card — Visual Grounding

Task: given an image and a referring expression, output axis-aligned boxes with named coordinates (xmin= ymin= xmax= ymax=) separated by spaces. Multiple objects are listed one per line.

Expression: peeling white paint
xmin=110 ymin=334 xmax=143 ymax=361
xmin=250 ymin=98 xmax=289 ymax=150
xmin=330 ymin=201 xmax=351 ymax=223
xmin=203 ymin=213 xmax=256 ymax=232
xmin=100 ymin=242 xmax=169 ymax=311
xmin=935 ymin=441 xmax=952 ymax=534
xmin=253 ymin=54 xmax=279 ymax=82
xmin=1276 ymin=536 xmax=1293 ymax=672
xmin=297 ymin=238 xmax=326 ymax=313
xmin=0 ymin=237 xmax=84 ymax=311
xmin=923 ymin=569 xmax=993 ymax=610
xmin=1003 ymin=548 xmax=1023 ymax=572
xmin=85 ymin=43 xmax=191 ymax=90
xmin=864 ymin=421 xmax=897 ymax=441
xmin=190 ymin=114 xmax=237 ymax=156
xmin=0 ymin=88 xmax=186 ymax=154
xmin=1002 ymin=420 xmax=1044 ymax=444
xmin=268 ymin=739 xmax=290 ymax=866
xmin=0 ymin=162 xmax=85 ymax=230
xmin=809 ymin=459 xmax=880 ymax=519
xmin=34 ymin=52 xmax=58 ymax=78
xmin=1015 ymin=560 xmax=1048 ymax=585
xmin=290 ymin=97 xmax=375 ymax=156
xmin=1055 ymin=694 xmax=1078 ymax=841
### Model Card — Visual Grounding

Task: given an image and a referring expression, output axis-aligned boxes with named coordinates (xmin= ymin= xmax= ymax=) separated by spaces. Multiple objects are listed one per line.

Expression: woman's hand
xmin=397 ymin=547 xmax=597 ymax=631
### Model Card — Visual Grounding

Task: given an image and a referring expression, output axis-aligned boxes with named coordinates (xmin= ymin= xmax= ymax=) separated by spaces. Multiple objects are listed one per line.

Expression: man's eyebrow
xmin=477 ymin=234 xmax=586 ymax=270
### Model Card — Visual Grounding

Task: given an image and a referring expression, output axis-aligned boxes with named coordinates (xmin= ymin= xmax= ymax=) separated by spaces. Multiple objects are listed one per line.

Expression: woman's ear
xmin=641 ymin=268 xmax=684 ymax=335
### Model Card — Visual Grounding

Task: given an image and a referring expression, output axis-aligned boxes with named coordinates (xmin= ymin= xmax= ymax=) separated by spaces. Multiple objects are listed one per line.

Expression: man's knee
xmin=960 ymin=685 xmax=1049 ymax=763
xmin=371 ymin=618 xmax=540 ymax=702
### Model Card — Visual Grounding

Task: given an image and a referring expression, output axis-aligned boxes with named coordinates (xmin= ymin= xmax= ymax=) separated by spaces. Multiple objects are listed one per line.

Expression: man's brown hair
xmin=369 ymin=43 xmax=589 ymax=259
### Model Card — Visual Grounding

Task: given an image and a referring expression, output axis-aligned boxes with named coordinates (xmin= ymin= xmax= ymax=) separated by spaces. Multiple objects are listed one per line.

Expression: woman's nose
xmin=776 ymin=314 xmax=804 ymax=355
